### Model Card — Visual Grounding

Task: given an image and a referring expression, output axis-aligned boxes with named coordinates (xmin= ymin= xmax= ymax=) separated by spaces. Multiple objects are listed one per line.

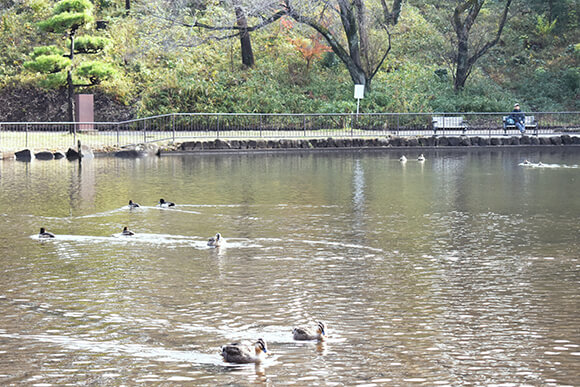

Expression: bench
xmin=432 ymin=116 xmax=467 ymax=134
xmin=503 ymin=115 xmax=537 ymax=135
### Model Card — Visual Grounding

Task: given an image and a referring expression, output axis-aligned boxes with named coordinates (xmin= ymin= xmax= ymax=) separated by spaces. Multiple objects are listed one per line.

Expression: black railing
xmin=1 ymin=112 xmax=578 ymax=151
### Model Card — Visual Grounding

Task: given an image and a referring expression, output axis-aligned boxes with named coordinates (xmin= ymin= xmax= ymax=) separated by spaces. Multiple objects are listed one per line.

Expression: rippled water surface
xmin=1 ymin=148 xmax=579 ymax=385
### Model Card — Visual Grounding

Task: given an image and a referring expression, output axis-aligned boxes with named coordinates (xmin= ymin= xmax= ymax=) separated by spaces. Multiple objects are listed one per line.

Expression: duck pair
xmin=399 ymin=154 xmax=426 ymax=162
xmin=128 ymin=199 xmax=176 ymax=208
xmin=39 ymin=226 xmax=135 ymax=238
xmin=221 ymin=321 xmax=327 ymax=364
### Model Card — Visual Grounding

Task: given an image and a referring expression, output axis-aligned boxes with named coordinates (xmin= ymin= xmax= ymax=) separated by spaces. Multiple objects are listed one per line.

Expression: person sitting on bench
xmin=507 ymin=103 xmax=526 ymax=134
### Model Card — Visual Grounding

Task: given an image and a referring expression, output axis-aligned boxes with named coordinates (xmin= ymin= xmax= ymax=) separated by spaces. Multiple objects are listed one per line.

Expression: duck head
xmin=317 ymin=321 xmax=327 ymax=338
xmin=255 ymin=338 xmax=268 ymax=355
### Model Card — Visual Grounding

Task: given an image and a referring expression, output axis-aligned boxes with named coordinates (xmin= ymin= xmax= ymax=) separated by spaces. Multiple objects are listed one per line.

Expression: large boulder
xmin=478 ymin=137 xmax=491 ymax=146
xmin=447 ymin=137 xmax=461 ymax=146
xmin=550 ymin=136 xmax=563 ymax=145
xmin=15 ymin=149 xmax=32 ymax=161
xmin=115 ymin=149 xmax=144 ymax=158
xmin=115 ymin=143 xmax=160 ymax=157
xmin=561 ymin=135 xmax=573 ymax=145
xmin=407 ymin=137 xmax=419 ymax=147
xmin=539 ymin=137 xmax=551 ymax=145
xmin=459 ymin=137 xmax=472 ymax=146
xmin=35 ymin=151 xmax=54 ymax=160
xmin=214 ymin=139 xmax=231 ymax=150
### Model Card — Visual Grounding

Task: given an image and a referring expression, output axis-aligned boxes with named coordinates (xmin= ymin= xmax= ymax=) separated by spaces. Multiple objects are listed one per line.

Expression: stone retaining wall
xmin=5 ymin=135 xmax=580 ymax=161
xmin=179 ymin=135 xmax=580 ymax=151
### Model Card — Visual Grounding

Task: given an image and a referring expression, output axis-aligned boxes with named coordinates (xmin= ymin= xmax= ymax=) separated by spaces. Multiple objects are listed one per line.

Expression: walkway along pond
xmin=1 ymin=111 xmax=579 ymax=152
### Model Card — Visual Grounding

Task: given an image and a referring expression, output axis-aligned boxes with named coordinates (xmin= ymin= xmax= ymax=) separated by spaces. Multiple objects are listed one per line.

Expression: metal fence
xmin=1 ymin=112 xmax=579 ymax=151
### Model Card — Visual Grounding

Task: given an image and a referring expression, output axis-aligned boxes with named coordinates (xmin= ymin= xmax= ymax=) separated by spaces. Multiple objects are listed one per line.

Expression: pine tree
xmin=24 ymin=0 xmax=116 ymax=124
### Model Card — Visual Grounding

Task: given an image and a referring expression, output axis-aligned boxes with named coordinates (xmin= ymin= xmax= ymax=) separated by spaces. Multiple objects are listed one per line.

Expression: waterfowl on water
xmin=221 ymin=338 xmax=268 ymax=364
xmin=293 ymin=321 xmax=327 ymax=341
xmin=128 ymin=200 xmax=140 ymax=209
xmin=207 ymin=233 xmax=222 ymax=247
xmin=399 ymin=155 xmax=407 ymax=162
xmin=158 ymin=198 xmax=175 ymax=207
xmin=122 ymin=226 xmax=135 ymax=236
xmin=39 ymin=227 xmax=55 ymax=238
xmin=417 ymin=154 xmax=426 ymax=162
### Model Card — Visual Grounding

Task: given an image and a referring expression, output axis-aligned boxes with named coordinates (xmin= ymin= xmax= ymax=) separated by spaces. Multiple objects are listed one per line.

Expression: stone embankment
xmin=179 ymin=135 xmax=580 ymax=151
xmin=3 ymin=135 xmax=579 ymax=161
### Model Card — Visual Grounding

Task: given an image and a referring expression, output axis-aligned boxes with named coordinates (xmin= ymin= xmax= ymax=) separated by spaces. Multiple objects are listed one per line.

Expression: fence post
xmin=116 ymin=123 xmax=120 ymax=147
xmin=350 ymin=114 xmax=354 ymax=137
xmin=172 ymin=114 xmax=176 ymax=143
xmin=216 ymin=115 xmax=220 ymax=139
xmin=303 ymin=115 xmax=306 ymax=137
xmin=396 ymin=115 xmax=400 ymax=136
xmin=26 ymin=123 xmax=29 ymax=148
xmin=143 ymin=120 xmax=147 ymax=143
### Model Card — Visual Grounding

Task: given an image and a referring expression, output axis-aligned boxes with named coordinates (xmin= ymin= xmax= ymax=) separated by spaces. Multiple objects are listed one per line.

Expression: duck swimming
xmin=293 ymin=321 xmax=327 ymax=341
xmin=122 ymin=226 xmax=135 ymax=236
xmin=417 ymin=154 xmax=426 ymax=162
xmin=221 ymin=338 xmax=268 ymax=364
xmin=399 ymin=155 xmax=407 ymax=162
xmin=128 ymin=200 xmax=140 ymax=209
xmin=158 ymin=198 xmax=175 ymax=207
xmin=207 ymin=233 xmax=222 ymax=247
xmin=39 ymin=227 xmax=55 ymax=238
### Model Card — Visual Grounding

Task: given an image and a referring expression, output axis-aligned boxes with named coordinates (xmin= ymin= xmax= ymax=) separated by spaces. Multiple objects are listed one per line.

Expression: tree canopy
xmin=1 ymin=0 xmax=578 ymax=121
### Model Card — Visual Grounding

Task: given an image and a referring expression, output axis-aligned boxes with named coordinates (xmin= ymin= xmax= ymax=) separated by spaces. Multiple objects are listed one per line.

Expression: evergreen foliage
xmin=24 ymin=54 xmax=71 ymax=73
xmin=74 ymin=36 xmax=111 ymax=54
xmin=76 ymin=61 xmax=117 ymax=84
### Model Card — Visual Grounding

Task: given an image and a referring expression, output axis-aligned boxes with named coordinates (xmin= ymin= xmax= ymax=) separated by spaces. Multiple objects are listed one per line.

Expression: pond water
xmin=0 ymin=148 xmax=579 ymax=385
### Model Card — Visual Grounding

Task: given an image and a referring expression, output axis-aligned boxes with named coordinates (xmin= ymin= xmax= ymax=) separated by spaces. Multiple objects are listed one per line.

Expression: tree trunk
xmin=234 ymin=2 xmax=254 ymax=67
xmin=67 ymin=70 xmax=75 ymax=127
xmin=354 ymin=0 xmax=370 ymax=72
xmin=452 ymin=0 xmax=511 ymax=91
xmin=454 ymin=30 xmax=470 ymax=90
xmin=67 ymin=31 xmax=76 ymax=128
